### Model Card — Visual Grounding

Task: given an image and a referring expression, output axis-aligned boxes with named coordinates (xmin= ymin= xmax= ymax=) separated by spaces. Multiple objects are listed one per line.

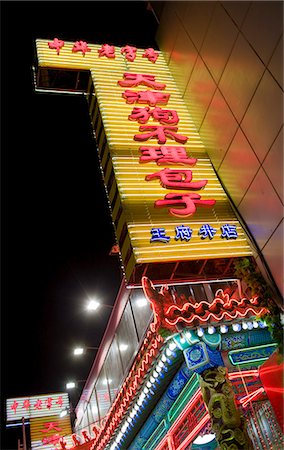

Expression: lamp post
xmin=21 ymin=417 xmax=27 ymax=450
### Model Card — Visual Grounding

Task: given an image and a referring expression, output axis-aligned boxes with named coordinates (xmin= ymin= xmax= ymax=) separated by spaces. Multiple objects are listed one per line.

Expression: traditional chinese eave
xmin=142 ymin=276 xmax=269 ymax=335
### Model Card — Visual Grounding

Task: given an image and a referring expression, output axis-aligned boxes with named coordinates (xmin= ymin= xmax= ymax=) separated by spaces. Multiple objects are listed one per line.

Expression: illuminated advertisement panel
xmin=35 ymin=40 xmax=253 ymax=281
xmin=6 ymin=392 xmax=69 ymax=421
xmin=7 ymin=392 xmax=73 ymax=449
xmin=30 ymin=414 xmax=73 ymax=449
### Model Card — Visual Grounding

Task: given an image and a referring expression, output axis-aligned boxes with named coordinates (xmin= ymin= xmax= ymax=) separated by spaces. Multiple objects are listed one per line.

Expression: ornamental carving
xmin=199 ymin=366 xmax=253 ymax=450
xmin=142 ymin=277 xmax=268 ymax=335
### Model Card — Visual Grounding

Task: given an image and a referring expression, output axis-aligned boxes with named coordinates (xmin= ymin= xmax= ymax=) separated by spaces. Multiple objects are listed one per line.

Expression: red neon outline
xmin=91 ymin=359 xmax=262 ymax=449
xmin=155 ymin=370 xmax=262 ymax=450
xmin=164 ymin=306 xmax=268 ymax=326
xmin=239 ymin=387 xmax=265 ymax=407
xmin=164 ymin=289 xmax=267 ymax=327
xmin=90 ymin=331 xmax=164 ymax=450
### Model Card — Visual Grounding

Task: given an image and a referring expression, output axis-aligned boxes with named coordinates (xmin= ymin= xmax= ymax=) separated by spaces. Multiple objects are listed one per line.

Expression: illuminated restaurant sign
xmin=30 ymin=414 xmax=73 ymax=449
xmin=6 ymin=392 xmax=69 ymax=421
xmin=35 ymin=39 xmax=253 ymax=280
xmin=7 ymin=393 xmax=73 ymax=449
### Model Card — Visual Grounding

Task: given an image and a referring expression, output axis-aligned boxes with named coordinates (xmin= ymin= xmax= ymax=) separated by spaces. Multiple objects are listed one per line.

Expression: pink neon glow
xmin=163 ymin=289 xmax=266 ymax=326
xmin=240 ymin=387 xmax=265 ymax=407
xmin=118 ymin=73 xmax=166 ymax=90
xmin=175 ymin=414 xmax=211 ymax=450
xmin=228 ymin=369 xmax=259 ymax=380
xmin=165 ymin=306 xmax=267 ymax=326
xmin=90 ymin=332 xmax=163 ymax=450
xmin=91 ymin=367 xmax=261 ymax=448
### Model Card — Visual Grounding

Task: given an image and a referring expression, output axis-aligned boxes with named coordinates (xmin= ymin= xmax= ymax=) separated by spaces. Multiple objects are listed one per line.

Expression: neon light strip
xmin=239 ymin=387 xmax=265 ymax=407
xmin=165 ymin=307 xmax=267 ymax=326
xmin=228 ymin=343 xmax=277 ymax=366
xmin=90 ymin=332 xmax=164 ymax=450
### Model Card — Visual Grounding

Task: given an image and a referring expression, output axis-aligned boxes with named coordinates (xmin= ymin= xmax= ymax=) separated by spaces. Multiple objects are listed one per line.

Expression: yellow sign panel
xmin=35 ymin=40 xmax=252 ymax=281
xmin=30 ymin=414 xmax=73 ymax=449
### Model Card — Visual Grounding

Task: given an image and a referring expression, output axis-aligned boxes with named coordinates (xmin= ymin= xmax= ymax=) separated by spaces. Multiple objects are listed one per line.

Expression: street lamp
xmin=66 ymin=380 xmax=86 ymax=390
xmin=73 ymin=346 xmax=99 ymax=356
xmin=85 ymin=297 xmax=113 ymax=313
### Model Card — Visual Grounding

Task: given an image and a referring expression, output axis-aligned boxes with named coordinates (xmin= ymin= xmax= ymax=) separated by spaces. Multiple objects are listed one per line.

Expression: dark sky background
xmin=1 ymin=2 xmax=158 ymax=448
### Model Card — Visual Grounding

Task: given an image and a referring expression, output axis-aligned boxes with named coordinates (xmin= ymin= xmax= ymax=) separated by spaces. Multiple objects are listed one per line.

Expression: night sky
xmin=1 ymin=2 xmax=158 ymax=448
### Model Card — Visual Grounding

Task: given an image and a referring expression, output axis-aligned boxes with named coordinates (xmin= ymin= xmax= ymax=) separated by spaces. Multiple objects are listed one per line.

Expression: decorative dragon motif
xmin=200 ymin=366 xmax=254 ymax=450
xmin=142 ymin=276 xmax=268 ymax=335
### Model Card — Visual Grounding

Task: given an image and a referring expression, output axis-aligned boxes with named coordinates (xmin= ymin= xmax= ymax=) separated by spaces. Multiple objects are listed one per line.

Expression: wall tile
xmin=262 ymin=220 xmax=284 ymax=297
xmin=199 ymin=89 xmax=238 ymax=169
xmin=200 ymin=3 xmax=238 ymax=83
xmin=173 ymin=1 xmax=189 ymax=24
xmin=241 ymin=70 xmax=283 ymax=163
xmin=183 ymin=1 xmax=216 ymax=51
xmin=219 ymin=34 xmax=265 ymax=122
xmin=241 ymin=1 xmax=283 ymax=65
xmin=221 ymin=1 xmax=250 ymax=28
xmin=183 ymin=55 xmax=217 ymax=130
xmin=156 ymin=2 xmax=180 ymax=63
xmin=218 ymin=128 xmax=260 ymax=206
xmin=268 ymin=36 xmax=283 ymax=89
xmin=263 ymin=128 xmax=284 ymax=204
xmin=238 ymin=168 xmax=284 ymax=250
xmin=168 ymin=25 xmax=198 ymax=95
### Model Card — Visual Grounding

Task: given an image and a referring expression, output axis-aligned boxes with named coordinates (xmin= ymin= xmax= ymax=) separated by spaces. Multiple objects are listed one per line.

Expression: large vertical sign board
xmin=35 ymin=40 xmax=253 ymax=282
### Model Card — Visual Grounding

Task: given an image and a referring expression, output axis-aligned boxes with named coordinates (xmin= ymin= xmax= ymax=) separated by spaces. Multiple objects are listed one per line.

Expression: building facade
xmin=154 ymin=1 xmax=283 ymax=298
xmin=33 ymin=2 xmax=283 ymax=449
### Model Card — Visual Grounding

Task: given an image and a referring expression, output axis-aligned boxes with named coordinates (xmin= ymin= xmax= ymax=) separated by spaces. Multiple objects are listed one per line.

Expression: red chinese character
xmin=98 ymin=44 xmax=115 ymax=58
xmin=45 ymin=397 xmax=53 ymax=409
xmin=142 ymin=48 xmax=159 ymax=63
xmin=121 ymin=45 xmax=137 ymax=62
xmin=22 ymin=400 xmax=31 ymax=411
xmin=154 ymin=193 xmax=216 ymax=217
xmin=139 ymin=146 xmax=197 ymax=165
xmin=92 ymin=425 xmax=99 ymax=436
xmin=146 ymin=168 xmax=208 ymax=190
xmin=122 ymin=90 xmax=170 ymax=107
xmin=40 ymin=422 xmax=63 ymax=433
xmin=118 ymin=73 xmax=165 ymax=90
xmin=134 ymin=125 xmax=188 ymax=145
xmin=151 ymin=107 xmax=179 ymax=125
xmin=128 ymin=107 xmax=151 ymax=123
xmin=71 ymin=434 xmax=81 ymax=446
xmin=72 ymin=41 xmax=91 ymax=56
xmin=42 ymin=434 xmax=61 ymax=445
xmin=48 ymin=38 xmax=65 ymax=55
xmin=59 ymin=437 xmax=67 ymax=449
xmin=129 ymin=107 xmax=179 ymax=125
xmin=34 ymin=399 xmax=42 ymax=410
xmin=82 ymin=431 xmax=92 ymax=443
xmin=56 ymin=396 xmax=63 ymax=407
xmin=11 ymin=400 xmax=19 ymax=414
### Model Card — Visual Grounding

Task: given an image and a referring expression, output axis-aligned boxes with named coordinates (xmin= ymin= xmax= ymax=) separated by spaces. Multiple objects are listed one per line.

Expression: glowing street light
xmin=86 ymin=299 xmax=100 ymax=312
xmin=136 ymin=297 xmax=148 ymax=307
xmin=73 ymin=346 xmax=99 ymax=356
xmin=66 ymin=380 xmax=86 ymax=390
xmin=85 ymin=298 xmax=113 ymax=312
